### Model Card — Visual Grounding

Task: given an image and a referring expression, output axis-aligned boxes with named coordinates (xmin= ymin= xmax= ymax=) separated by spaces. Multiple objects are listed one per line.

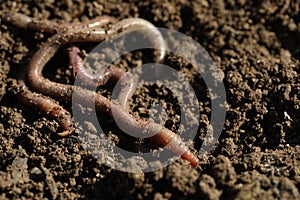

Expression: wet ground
xmin=0 ymin=0 xmax=300 ymax=199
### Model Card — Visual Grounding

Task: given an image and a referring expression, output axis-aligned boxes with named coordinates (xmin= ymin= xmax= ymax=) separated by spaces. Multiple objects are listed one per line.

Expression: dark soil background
xmin=1 ymin=0 xmax=300 ymax=199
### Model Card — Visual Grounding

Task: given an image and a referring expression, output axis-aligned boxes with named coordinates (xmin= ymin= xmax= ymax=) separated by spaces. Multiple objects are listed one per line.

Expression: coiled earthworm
xmin=1 ymin=12 xmax=199 ymax=166
xmin=68 ymin=44 xmax=199 ymax=166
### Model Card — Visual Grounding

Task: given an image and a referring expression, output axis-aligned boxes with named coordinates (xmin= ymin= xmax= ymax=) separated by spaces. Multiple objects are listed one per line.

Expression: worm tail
xmin=17 ymin=88 xmax=74 ymax=136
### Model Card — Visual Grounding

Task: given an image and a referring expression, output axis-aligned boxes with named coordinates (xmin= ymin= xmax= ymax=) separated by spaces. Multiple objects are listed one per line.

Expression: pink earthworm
xmin=1 ymin=12 xmax=114 ymax=137
xmin=1 ymin=12 xmax=115 ymax=34
xmin=24 ymin=18 xmax=166 ymax=101
xmin=2 ymin=13 xmax=199 ymax=166
xmin=67 ymin=39 xmax=199 ymax=166
xmin=16 ymin=77 xmax=75 ymax=137
xmin=68 ymin=46 xmax=138 ymax=110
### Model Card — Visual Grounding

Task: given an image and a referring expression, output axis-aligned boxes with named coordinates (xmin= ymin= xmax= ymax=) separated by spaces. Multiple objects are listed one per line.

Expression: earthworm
xmin=68 ymin=46 xmax=138 ymax=110
xmin=25 ymin=18 xmax=166 ymax=104
xmin=2 ymin=13 xmax=199 ymax=166
xmin=16 ymin=71 xmax=74 ymax=137
xmin=0 ymin=12 xmax=114 ymax=34
xmin=1 ymin=12 xmax=114 ymax=137
xmin=68 ymin=44 xmax=199 ymax=166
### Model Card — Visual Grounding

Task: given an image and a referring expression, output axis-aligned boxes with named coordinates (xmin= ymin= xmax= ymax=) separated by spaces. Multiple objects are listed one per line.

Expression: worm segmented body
xmin=69 ymin=48 xmax=199 ymax=166
xmin=1 ymin=12 xmax=199 ymax=166
xmin=68 ymin=46 xmax=138 ymax=112
xmin=1 ymin=12 xmax=114 ymax=34
xmin=16 ymin=73 xmax=74 ymax=137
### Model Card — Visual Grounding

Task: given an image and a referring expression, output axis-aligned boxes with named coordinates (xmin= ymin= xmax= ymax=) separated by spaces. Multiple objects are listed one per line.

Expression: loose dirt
xmin=0 ymin=0 xmax=299 ymax=199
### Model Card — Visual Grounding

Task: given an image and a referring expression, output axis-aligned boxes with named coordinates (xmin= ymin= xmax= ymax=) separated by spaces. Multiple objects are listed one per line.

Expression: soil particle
xmin=234 ymin=174 xmax=300 ymax=200
xmin=199 ymin=174 xmax=222 ymax=200
xmin=210 ymin=155 xmax=237 ymax=187
xmin=165 ymin=162 xmax=198 ymax=195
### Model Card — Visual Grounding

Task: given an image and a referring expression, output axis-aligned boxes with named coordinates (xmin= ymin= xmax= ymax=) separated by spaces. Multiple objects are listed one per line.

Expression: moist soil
xmin=1 ymin=0 xmax=300 ymax=199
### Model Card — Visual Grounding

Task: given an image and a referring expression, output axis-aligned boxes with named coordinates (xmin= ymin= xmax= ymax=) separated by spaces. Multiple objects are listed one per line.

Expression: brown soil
xmin=0 ymin=0 xmax=300 ymax=199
